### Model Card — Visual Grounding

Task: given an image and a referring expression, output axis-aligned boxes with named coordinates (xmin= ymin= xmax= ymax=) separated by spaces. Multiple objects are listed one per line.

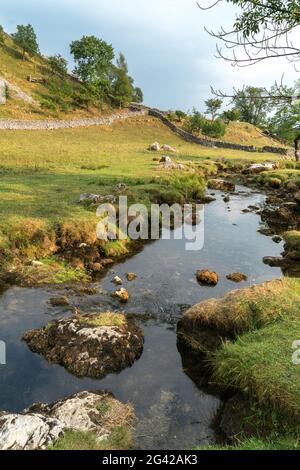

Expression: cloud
xmin=0 ymin=0 xmax=299 ymax=110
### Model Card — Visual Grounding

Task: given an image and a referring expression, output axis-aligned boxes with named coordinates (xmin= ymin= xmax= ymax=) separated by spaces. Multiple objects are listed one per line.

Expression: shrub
xmin=40 ymin=98 xmax=57 ymax=111
xmin=185 ymin=109 xmax=206 ymax=133
xmin=201 ymin=118 xmax=227 ymax=139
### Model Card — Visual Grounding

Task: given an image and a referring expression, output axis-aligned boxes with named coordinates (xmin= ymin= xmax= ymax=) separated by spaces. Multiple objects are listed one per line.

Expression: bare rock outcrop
xmin=0 ymin=391 xmax=134 ymax=450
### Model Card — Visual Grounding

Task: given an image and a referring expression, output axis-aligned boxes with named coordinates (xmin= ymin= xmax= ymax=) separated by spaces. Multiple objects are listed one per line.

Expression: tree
xmin=117 ymin=53 xmax=128 ymax=74
xmin=12 ymin=24 xmax=39 ymax=59
xmin=48 ymin=54 xmax=68 ymax=76
xmin=0 ymin=25 xmax=4 ymax=46
xmin=111 ymin=67 xmax=133 ymax=106
xmin=199 ymin=1 xmax=300 ymax=67
xmin=70 ymin=36 xmax=114 ymax=97
xmin=204 ymin=98 xmax=222 ymax=120
xmin=221 ymin=108 xmax=241 ymax=122
xmin=132 ymin=87 xmax=143 ymax=103
xmin=233 ymin=86 xmax=268 ymax=126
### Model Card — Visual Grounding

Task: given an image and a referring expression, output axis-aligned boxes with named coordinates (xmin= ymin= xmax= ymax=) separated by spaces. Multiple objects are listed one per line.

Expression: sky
xmin=0 ymin=0 xmax=298 ymax=111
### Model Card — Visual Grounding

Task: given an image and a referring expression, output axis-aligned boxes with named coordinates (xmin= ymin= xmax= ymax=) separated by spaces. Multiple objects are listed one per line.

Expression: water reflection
xmin=0 ymin=187 xmax=283 ymax=449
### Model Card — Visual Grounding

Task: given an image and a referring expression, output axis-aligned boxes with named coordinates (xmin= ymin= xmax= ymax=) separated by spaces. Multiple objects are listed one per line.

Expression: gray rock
xmin=0 ymin=413 xmax=63 ymax=450
xmin=161 ymin=144 xmax=176 ymax=153
xmin=242 ymin=161 xmax=278 ymax=175
xmin=0 ymin=390 xmax=135 ymax=450
xmin=148 ymin=142 xmax=160 ymax=151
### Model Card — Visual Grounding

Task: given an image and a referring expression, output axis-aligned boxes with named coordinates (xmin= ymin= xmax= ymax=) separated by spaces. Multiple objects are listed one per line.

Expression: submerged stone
xmin=226 ymin=272 xmax=248 ymax=283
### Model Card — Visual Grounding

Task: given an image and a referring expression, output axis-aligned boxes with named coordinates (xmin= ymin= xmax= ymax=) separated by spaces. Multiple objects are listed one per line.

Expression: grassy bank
xmin=197 ymin=278 xmax=300 ymax=449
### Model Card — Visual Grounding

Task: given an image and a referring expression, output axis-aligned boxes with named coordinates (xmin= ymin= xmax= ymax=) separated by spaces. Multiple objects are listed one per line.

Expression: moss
xmin=283 ymin=231 xmax=300 ymax=251
xmin=79 ymin=312 xmax=126 ymax=328
xmin=96 ymin=399 xmax=110 ymax=414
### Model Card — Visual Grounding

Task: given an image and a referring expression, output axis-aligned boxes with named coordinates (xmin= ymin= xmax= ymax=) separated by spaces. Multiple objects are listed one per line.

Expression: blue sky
xmin=0 ymin=0 xmax=298 ymax=111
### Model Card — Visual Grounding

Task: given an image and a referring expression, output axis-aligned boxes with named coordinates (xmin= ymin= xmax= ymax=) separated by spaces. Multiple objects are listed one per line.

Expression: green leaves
xmin=70 ymin=35 xmax=114 ymax=92
xmin=12 ymin=24 xmax=39 ymax=59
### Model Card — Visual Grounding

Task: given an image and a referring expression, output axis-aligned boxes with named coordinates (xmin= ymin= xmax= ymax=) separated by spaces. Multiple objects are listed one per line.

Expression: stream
xmin=0 ymin=186 xmax=284 ymax=450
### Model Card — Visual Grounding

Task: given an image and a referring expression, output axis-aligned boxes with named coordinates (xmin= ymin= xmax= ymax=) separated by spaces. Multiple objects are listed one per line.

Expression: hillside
xmin=220 ymin=121 xmax=287 ymax=148
xmin=0 ymin=32 xmax=111 ymax=119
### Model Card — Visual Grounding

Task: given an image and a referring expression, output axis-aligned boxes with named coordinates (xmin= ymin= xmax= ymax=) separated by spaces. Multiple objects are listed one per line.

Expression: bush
xmin=40 ymin=98 xmax=57 ymax=111
xmin=175 ymin=110 xmax=186 ymax=120
xmin=185 ymin=110 xmax=206 ymax=133
xmin=201 ymin=118 xmax=226 ymax=139
xmin=169 ymin=173 xmax=205 ymax=201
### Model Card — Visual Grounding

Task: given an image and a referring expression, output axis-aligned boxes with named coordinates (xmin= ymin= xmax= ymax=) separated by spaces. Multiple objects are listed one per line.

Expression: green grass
xmin=79 ymin=312 xmax=126 ymax=327
xmin=0 ymin=116 xmax=279 ymax=270
xmin=49 ymin=425 xmax=133 ymax=451
xmin=197 ymin=435 xmax=299 ymax=450
xmin=255 ymin=168 xmax=300 ymax=188
xmin=283 ymin=231 xmax=300 ymax=250
xmin=211 ymin=278 xmax=300 ymax=423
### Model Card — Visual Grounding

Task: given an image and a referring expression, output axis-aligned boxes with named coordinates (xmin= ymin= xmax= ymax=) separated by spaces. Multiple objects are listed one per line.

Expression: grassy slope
xmin=0 ymin=116 xmax=279 ymax=230
xmin=221 ymin=121 xmax=287 ymax=148
xmin=0 ymin=33 xmax=108 ymax=119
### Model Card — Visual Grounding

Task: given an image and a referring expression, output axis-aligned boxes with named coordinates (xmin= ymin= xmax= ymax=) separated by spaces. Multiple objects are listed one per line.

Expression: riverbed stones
xmin=114 ymin=287 xmax=129 ymax=302
xmin=49 ymin=296 xmax=70 ymax=307
xmin=0 ymin=391 xmax=134 ymax=450
xmin=112 ymin=275 xmax=123 ymax=285
xmin=207 ymin=179 xmax=235 ymax=192
xmin=226 ymin=272 xmax=248 ymax=283
xmin=126 ymin=272 xmax=137 ymax=281
xmin=23 ymin=313 xmax=143 ymax=378
xmin=196 ymin=270 xmax=219 ymax=286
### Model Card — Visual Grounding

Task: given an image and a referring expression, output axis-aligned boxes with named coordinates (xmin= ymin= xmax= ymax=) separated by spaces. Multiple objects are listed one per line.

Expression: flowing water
xmin=0 ymin=187 xmax=283 ymax=449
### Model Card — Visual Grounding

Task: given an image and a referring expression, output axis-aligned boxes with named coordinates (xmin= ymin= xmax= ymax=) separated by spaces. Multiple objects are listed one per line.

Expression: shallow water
xmin=0 ymin=187 xmax=283 ymax=449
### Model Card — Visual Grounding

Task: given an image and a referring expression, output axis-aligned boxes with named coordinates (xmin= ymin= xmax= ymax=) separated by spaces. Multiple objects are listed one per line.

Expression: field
xmin=0 ymin=116 xmax=282 ymax=225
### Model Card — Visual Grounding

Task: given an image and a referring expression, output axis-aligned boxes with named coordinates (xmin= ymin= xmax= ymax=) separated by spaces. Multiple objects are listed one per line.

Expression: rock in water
xmin=196 ymin=270 xmax=219 ymax=286
xmin=114 ymin=287 xmax=129 ymax=302
xmin=126 ymin=272 xmax=137 ymax=281
xmin=0 ymin=391 xmax=134 ymax=450
xmin=112 ymin=275 xmax=123 ymax=285
xmin=23 ymin=313 xmax=143 ymax=378
xmin=226 ymin=272 xmax=248 ymax=283
xmin=49 ymin=296 xmax=70 ymax=307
